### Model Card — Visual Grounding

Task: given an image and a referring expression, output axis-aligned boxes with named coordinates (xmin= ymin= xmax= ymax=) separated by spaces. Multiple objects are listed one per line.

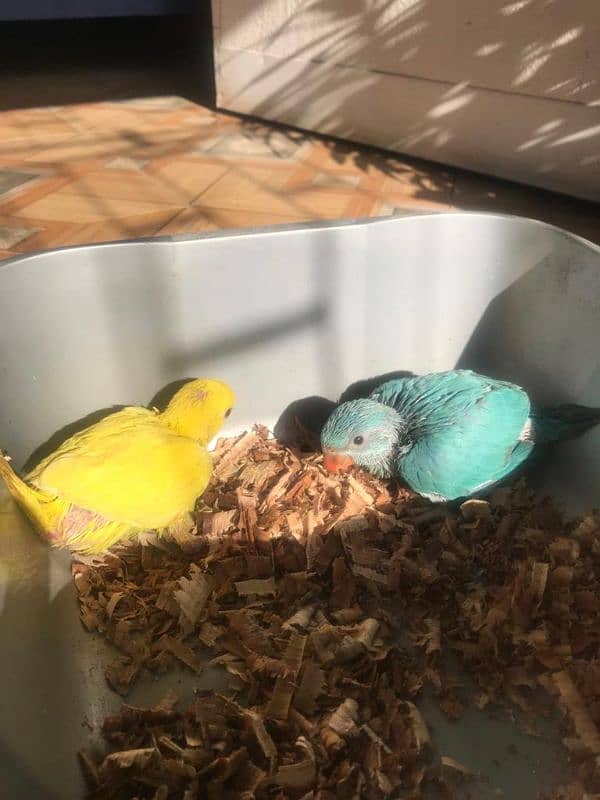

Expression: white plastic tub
xmin=0 ymin=212 xmax=598 ymax=798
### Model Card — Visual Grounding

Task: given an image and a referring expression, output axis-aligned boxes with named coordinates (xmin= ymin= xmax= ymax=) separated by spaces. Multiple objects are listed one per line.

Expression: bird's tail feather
xmin=532 ymin=404 xmax=600 ymax=444
xmin=63 ymin=512 xmax=135 ymax=555
xmin=1 ymin=451 xmax=139 ymax=553
xmin=0 ymin=452 xmax=56 ymax=536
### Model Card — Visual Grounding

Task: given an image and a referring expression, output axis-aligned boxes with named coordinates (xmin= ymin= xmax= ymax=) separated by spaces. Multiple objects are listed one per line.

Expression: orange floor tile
xmin=0 ymin=92 xmax=598 ymax=264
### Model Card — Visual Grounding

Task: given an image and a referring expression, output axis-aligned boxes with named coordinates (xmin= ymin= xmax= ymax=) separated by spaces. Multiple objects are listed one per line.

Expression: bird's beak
xmin=322 ymin=452 xmax=355 ymax=474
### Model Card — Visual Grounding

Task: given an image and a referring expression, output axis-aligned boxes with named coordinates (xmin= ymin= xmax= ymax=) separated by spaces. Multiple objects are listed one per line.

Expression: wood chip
xmin=267 ymin=632 xmax=307 ymax=720
xmin=293 ymin=661 xmax=326 ymax=716
xmin=155 ymin=635 xmax=204 ymax=674
xmin=553 ymin=671 xmax=600 ymax=754
xmin=173 ymin=564 xmax=213 ymax=630
xmin=460 ymin=499 xmax=492 ymax=520
xmin=266 ymin=738 xmax=316 ymax=791
xmin=212 ymin=429 xmax=258 ymax=481
xmin=282 ymin=604 xmax=316 ymax=631
xmin=441 ymin=755 xmax=476 ymax=776
xmin=246 ymin=710 xmax=277 ymax=769
xmin=405 ymin=701 xmax=430 ymax=752
xmin=328 ymin=698 xmax=359 ymax=737
xmin=234 ymin=577 xmax=277 ymax=596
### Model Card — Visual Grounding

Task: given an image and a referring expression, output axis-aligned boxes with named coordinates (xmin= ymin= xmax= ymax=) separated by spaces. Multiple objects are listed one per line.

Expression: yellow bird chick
xmin=0 ymin=378 xmax=235 ymax=554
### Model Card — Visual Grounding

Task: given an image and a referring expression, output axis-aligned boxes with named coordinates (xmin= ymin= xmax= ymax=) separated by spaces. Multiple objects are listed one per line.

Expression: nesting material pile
xmin=75 ymin=427 xmax=600 ymax=799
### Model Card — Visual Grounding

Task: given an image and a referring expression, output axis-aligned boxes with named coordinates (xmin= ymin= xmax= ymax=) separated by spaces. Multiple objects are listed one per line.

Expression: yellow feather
xmin=0 ymin=455 xmax=61 ymax=534
xmin=1 ymin=378 xmax=235 ymax=554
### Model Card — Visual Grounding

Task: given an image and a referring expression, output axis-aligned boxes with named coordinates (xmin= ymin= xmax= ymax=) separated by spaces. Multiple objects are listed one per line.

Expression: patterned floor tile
xmin=312 ymin=172 xmax=362 ymax=188
xmin=0 ymin=223 xmax=37 ymax=249
xmin=16 ymin=189 xmax=180 ymax=224
xmin=51 ymin=208 xmax=183 ymax=247
xmin=104 ymin=157 xmax=149 ymax=171
xmin=111 ymin=96 xmax=192 ymax=110
xmin=0 ymin=70 xmax=595 ymax=257
xmin=0 ymin=115 xmax=76 ymax=146
xmin=196 ymin=165 xmax=354 ymax=219
xmin=158 ymin=205 xmax=309 ymax=236
xmin=21 ymin=135 xmax=133 ymax=166
xmin=10 ymin=224 xmax=80 ymax=253
xmin=195 ymin=128 xmax=308 ymax=161
xmin=149 ymin=159 xmax=231 ymax=203
xmin=57 ymin=168 xmax=193 ymax=206
xmin=0 ymin=173 xmax=72 ymax=216
xmin=0 ymin=168 xmax=43 ymax=200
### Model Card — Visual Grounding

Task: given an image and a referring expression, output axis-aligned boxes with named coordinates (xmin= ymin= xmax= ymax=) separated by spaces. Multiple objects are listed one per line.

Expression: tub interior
xmin=0 ymin=213 xmax=598 ymax=798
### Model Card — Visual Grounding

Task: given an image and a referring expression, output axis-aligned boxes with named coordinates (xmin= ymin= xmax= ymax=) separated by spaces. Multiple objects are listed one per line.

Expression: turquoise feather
xmin=372 ymin=371 xmax=533 ymax=500
xmin=320 ymin=369 xmax=600 ymax=502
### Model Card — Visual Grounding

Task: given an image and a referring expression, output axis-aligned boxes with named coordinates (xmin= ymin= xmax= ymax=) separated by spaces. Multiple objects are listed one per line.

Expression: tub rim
xmin=1 ymin=210 xmax=598 ymax=272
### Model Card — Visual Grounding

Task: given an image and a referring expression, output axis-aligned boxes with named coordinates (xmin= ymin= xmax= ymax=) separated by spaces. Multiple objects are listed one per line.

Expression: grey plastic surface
xmin=0 ymin=212 xmax=598 ymax=798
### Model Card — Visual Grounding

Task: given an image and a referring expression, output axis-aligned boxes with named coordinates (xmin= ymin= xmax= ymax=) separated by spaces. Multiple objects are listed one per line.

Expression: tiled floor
xmin=0 ymin=93 xmax=598 ymax=261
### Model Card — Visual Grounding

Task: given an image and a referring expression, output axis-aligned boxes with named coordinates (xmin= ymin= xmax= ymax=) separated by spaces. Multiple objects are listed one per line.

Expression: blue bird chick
xmin=320 ymin=369 xmax=600 ymax=502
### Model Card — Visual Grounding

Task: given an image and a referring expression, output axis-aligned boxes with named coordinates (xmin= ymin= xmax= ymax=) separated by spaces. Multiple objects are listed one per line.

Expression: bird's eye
xmin=224 ymin=408 xmax=232 ymax=418
xmin=353 ymin=435 xmax=364 ymax=446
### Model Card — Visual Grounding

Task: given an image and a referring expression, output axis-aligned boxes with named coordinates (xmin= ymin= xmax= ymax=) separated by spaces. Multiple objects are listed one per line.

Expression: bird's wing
xmin=371 ymin=370 xmax=532 ymax=499
xmin=28 ymin=407 xmax=151 ymax=481
xmin=28 ymin=408 xmax=211 ymax=528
